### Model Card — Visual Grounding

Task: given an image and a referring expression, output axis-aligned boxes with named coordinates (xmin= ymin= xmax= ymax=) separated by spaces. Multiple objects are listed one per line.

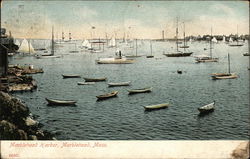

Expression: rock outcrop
xmin=0 ymin=91 xmax=54 ymax=140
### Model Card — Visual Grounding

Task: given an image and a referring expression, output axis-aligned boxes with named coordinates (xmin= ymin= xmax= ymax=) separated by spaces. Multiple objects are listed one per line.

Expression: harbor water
xmin=9 ymin=40 xmax=249 ymax=140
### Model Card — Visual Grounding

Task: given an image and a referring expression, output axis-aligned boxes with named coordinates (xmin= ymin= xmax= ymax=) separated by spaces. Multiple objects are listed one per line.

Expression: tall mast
xmin=150 ymin=40 xmax=152 ymax=56
xmin=183 ymin=22 xmax=186 ymax=52
xmin=236 ymin=25 xmax=239 ymax=45
xmin=176 ymin=17 xmax=179 ymax=52
xmin=228 ymin=53 xmax=231 ymax=74
xmin=51 ymin=26 xmax=54 ymax=55
xmin=210 ymin=27 xmax=212 ymax=58
xmin=135 ymin=39 xmax=137 ymax=56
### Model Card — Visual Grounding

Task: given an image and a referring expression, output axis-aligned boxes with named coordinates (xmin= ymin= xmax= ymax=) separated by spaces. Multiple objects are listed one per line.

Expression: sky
xmin=1 ymin=0 xmax=249 ymax=39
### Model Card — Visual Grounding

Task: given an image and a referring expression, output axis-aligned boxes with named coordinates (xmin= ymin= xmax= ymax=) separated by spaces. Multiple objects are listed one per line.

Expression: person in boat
xmin=119 ymin=50 xmax=122 ymax=59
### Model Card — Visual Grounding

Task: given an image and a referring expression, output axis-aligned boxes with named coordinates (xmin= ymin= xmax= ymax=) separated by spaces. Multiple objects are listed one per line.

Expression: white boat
xmin=46 ymin=98 xmax=77 ymax=106
xmin=128 ymin=87 xmax=152 ymax=94
xmin=212 ymin=37 xmax=218 ymax=43
xmin=15 ymin=39 xmax=21 ymax=46
xmin=144 ymin=103 xmax=169 ymax=111
xmin=108 ymin=81 xmax=131 ymax=87
xmin=108 ymin=37 xmax=116 ymax=47
xmin=77 ymin=82 xmax=95 ymax=85
xmin=211 ymin=53 xmax=238 ymax=80
xmin=18 ymin=39 xmax=35 ymax=54
xmin=97 ymin=50 xmax=135 ymax=64
xmin=198 ymin=101 xmax=215 ymax=113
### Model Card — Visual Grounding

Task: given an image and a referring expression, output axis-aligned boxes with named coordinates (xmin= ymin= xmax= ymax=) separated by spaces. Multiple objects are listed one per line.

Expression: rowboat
xmin=108 ymin=81 xmax=131 ymax=87
xmin=84 ymin=77 xmax=107 ymax=82
xmin=128 ymin=87 xmax=152 ymax=94
xmin=62 ymin=74 xmax=81 ymax=78
xmin=77 ymin=82 xmax=95 ymax=85
xmin=45 ymin=98 xmax=77 ymax=106
xmin=212 ymin=73 xmax=238 ymax=79
xmin=144 ymin=103 xmax=169 ymax=111
xmin=96 ymin=91 xmax=118 ymax=100
xmin=198 ymin=101 xmax=215 ymax=113
xmin=210 ymin=73 xmax=231 ymax=77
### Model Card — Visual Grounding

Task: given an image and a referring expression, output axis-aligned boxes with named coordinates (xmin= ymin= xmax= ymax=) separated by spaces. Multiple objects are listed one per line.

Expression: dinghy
xmin=77 ymin=82 xmax=95 ymax=85
xmin=62 ymin=74 xmax=81 ymax=78
xmin=45 ymin=98 xmax=77 ymax=106
xmin=108 ymin=81 xmax=131 ymax=87
xmin=84 ymin=77 xmax=106 ymax=82
xmin=198 ymin=101 xmax=215 ymax=113
xmin=96 ymin=91 xmax=118 ymax=100
xmin=128 ymin=87 xmax=152 ymax=94
xmin=144 ymin=103 xmax=169 ymax=111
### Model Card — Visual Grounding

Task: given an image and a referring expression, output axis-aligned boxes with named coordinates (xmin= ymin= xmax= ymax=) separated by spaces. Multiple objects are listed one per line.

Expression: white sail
xmin=229 ymin=37 xmax=233 ymax=42
xmin=222 ymin=36 xmax=226 ymax=42
xmin=15 ymin=39 xmax=20 ymax=46
xmin=18 ymin=39 xmax=35 ymax=54
xmin=86 ymin=41 xmax=92 ymax=48
xmin=212 ymin=37 xmax=218 ymax=43
xmin=109 ymin=37 xmax=116 ymax=47
xmin=82 ymin=39 xmax=89 ymax=47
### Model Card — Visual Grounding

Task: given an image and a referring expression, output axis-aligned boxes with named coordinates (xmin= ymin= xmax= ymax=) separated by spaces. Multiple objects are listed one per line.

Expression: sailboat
xmin=195 ymin=28 xmax=218 ymax=63
xmin=222 ymin=36 xmax=226 ymax=43
xmin=229 ymin=25 xmax=244 ymax=47
xmin=18 ymin=39 xmax=35 ymax=54
xmin=146 ymin=40 xmax=154 ymax=58
xmin=211 ymin=53 xmax=238 ymax=80
xmin=108 ymin=37 xmax=116 ymax=48
xmin=163 ymin=18 xmax=192 ymax=57
xmin=179 ymin=23 xmax=189 ymax=48
xmin=125 ymin=39 xmax=142 ymax=58
xmin=15 ymin=39 xmax=21 ymax=47
xmin=37 ymin=26 xmax=60 ymax=58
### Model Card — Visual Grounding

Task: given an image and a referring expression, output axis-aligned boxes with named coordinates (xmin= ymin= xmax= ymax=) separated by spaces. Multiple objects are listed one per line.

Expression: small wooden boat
xmin=210 ymin=73 xmax=231 ymax=77
xmin=77 ymin=82 xmax=95 ymax=85
xmin=84 ymin=77 xmax=106 ymax=82
xmin=128 ymin=87 xmax=152 ymax=94
xmin=96 ymin=91 xmax=118 ymax=100
xmin=198 ymin=101 xmax=215 ymax=113
xmin=144 ymin=103 xmax=169 ymax=111
xmin=146 ymin=55 xmax=154 ymax=58
xmin=212 ymin=73 xmax=238 ymax=79
xmin=108 ymin=81 xmax=131 ymax=87
xmin=45 ymin=98 xmax=77 ymax=106
xmin=62 ymin=74 xmax=81 ymax=78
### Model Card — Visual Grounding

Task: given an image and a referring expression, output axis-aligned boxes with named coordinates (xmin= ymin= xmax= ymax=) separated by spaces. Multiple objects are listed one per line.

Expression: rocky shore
xmin=0 ymin=91 xmax=55 ymax=140
xmin=0 ymin=65 xmax=42 ymax=92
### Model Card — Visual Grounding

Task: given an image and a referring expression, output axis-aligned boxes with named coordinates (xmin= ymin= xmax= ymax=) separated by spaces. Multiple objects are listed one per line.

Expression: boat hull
xmin=164 ymin=52 xmax=193 ymax=57
xmin=45 ymin=98 xmax=76 ymax=106
xmin=84 ymin=77 xmax=106 ymax=82
xmin=196 ymin=58 xmax=218 ymax=63
xmin=128 ymin=87 xmax=152 ymax=94
xmin=144 ymin=103 xmax=169 ymax=111
xmin=108 ymin=81 xmax=131 ymax=87
xmin=96 ymin=91 xmax=118 ymax=100
xmin=62 ymin=75 xmax=81 ymax=78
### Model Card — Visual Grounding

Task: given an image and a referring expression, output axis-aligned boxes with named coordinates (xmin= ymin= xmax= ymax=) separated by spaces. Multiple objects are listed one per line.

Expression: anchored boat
xmin=128 ymin=87 xmax=152 ymax=94
xmin=45 ymin=98 xmax=77 ymax=106
xmin=96 ymin=91 xmax=118 ymax=100
xmin=144 ymin=103 xmax=170 ymax=111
